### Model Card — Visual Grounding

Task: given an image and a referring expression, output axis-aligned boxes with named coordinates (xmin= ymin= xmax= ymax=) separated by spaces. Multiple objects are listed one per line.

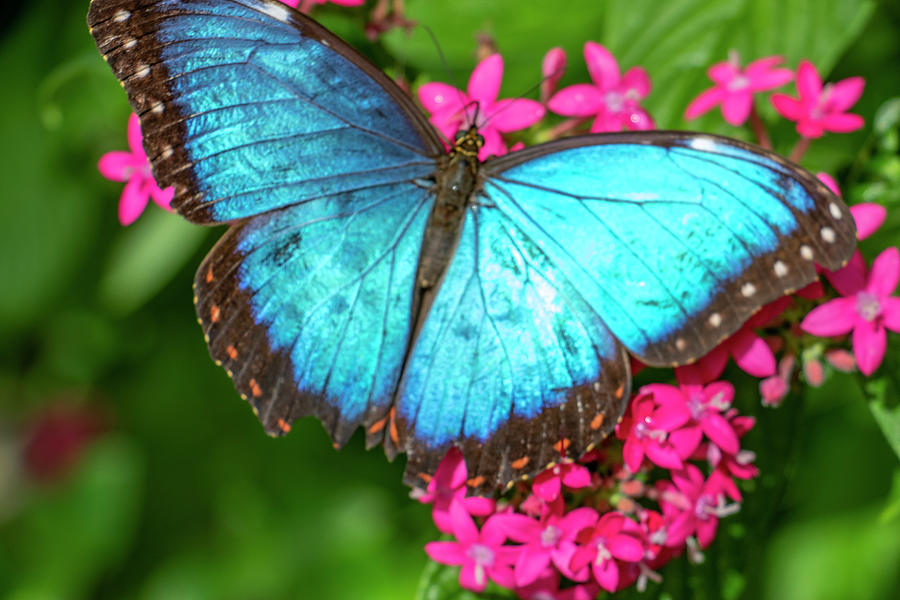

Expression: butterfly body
xmin=89 ymin=0 xmax=856 ymax=493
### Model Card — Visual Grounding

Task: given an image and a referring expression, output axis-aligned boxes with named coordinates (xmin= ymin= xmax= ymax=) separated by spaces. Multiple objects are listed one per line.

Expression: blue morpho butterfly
xmin=89 ymin=0 xmax=856 ymax=493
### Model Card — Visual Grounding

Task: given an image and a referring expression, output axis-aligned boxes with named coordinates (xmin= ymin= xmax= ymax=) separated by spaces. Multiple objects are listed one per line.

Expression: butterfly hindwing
xmin=394 ymin=207 xmax=630 ymax=491
xmin=88 ymin=0 xmax=441 ymax=224
xmin=197 ymin=181 xmax=434 ymax=443
xmin=484 ymin=132 xmax=856 ymax=366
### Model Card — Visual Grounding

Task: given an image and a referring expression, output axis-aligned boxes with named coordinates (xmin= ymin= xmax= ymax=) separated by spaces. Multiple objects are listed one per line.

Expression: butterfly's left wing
xmin=394 ymin=132 xmax=855 ymax=492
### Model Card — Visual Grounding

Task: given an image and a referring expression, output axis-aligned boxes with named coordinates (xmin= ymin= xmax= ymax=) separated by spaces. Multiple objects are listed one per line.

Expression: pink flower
xmin=532 ymin=461 xmax=592 ymax=502
xmin=696 ymin=296 xmax=791 ymax=379
xmin=670 ymin=373 xmax=740 ymax=456
xmin=771 ymin=60 xmax=865 ymax=138
xmin=541 ymin=47 xmax=567 ymax=104
xmin=98 ymin=113 xmax=174 ymax=225
xmin=548 ymin=42 xmax=654 ymax=132
xmin=414 ymin=447 xmax=495 ymax=534
xmin=280 ymin=0 xmax=364 ymax=12
xmin=570 ymin=512 xmax=644 ymax=592
xmin=801 ymin=247 xmax=900 ymax=375
xmin=699 ymin=411 xmax=758 ymax=501
xmin=615 ymin=386 xmax=696 ymax=472
xmin=425 ymin=502 xmax=517 ymax=592
xmin=495 ymin=499 xmax=599 ymax=586
xmin=825 ymin=348 xmax=856 ymax=372
xmin=516 ymin=570 xmax=599 ymax=600
xmin=685 ymin=53 xmax=793 ymax=125
xmin=759 ymin=354 xmax=795 ymax=406
xmin=418 ymin=54 xmax=545 ymax=160
xmin=657 ymin=464 xmax=738 ymax=548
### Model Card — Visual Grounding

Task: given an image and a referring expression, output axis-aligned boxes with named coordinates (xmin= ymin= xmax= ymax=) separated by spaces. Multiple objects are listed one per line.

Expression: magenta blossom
xmin=802 ymin=247 xmax=900 ymax=375
xmin=685 ymin=52 xmax=793 ymax=125
xmin=425 ymin=502 xmax=517 ymax=592
xmin=615 ymin=386 xmax=696 ymax=473
xmin=495 ymin=498 xmax=598 ymax=586
xmin=532 ymin=460 xmax=592 ymax=502
xmin=541 ymin=47 xmax=567 ymax=104
xmin=98 ymin=113 xmax=174 ymax=225
xmin=548 ymin=41 xmax=654 ymax=132
xmin=657 ymin=464 xmax=739 ymax=548
xmin=418 ymin=54 xmax=545 ymax=160
xmin=759 ymin=354 xmax=795 ymax=406
xmin=570 ymin=511 xmax=644 ymax=592
xmin=671 ymin=373 xmax=740 ymax=456
xmin=414 ymin=447 xmax=495 ymax=534
xmin=771 ymin=60 xmax=865 ymax=138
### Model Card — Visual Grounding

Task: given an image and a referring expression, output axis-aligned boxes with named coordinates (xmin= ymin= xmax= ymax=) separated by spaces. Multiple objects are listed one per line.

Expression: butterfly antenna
xmin=477 ymin=73 xmax=548 ymax=131
xmin=421 ymin=24 xmax=469 ymax=121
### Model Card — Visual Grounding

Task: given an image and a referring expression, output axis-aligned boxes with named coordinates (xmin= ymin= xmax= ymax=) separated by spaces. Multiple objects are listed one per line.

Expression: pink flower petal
xmin=850 ymin=203 xmax=887 ymax=240
xmin=770 ymin=94 xmax=804 ymax=121
xmin=593 ymin=557 xmax=620 ymax=593
xmin=867 ymin=247 xmax=900 ymax=296
xmin=623 ymin=437 xmax=646 ymax=473
xmin=548 ymin=84 xmax=605 ymax=117
xmin=488 ymin=98 xmax=545 ymax=132
xmin=645 ymin=443 xmax=685 ymax=470
xmin=561 ymin=464 xmax=592 ymax=489
xmin=881 ymin=297 xmax=900 ymax=332
xmin=151 ymin=184 xmax=175 ymax=210
xmin=126 ymin=113 xmax=145 ymax=156
xmin=118 ymin=177 xmax=150 ymax=226
xmin=800 ymin=297 xmax=858 ymax=337
xmin=685 ymin=87 xmax=725 ymax=120
xmin=608 ymin=533 xmax=644 ymax=561
xmin=497 ymin=513 xmax=540 ymax=542
xmin=760 ymin=375 xmax=788 ymax=405
xmin=696 ymin=516 xmax=718 ymax=548
xmin=817 ymin=172 xmax=841 ymax=196
xmin=701 ymin=413 xmax=740 ymax=454
xmin=796 ymin=119 xmax=826 ymax=138
xmin=721 ymin=91 xmax=753 ymax=125
xmin=708 ymin=61 xmax=739 ymax=85
xmin=853 ymin=320 xmax=886 ymax=376
xmin=467 ymin=54 xmax=503 ymax=106
xmin=625 ymin=106 xmax=655 ymax=130
xmin=821 ymin=112 xmax=865 ymax=133
xmin=478 ymin=127 xmax=507 ymax=160
xmin=731 ymin=331 xmax=776 ymax=377
xmin=826 ymin=251 xmax=867 ymax=295
xmin=584 ymin=41 xmax=620 ymax=89
xmin=795 ymin=60 xmax=822 ymax=103
xmin=515 ymin=546 xmax=551 ymax=587
xmin=449 ymin=500 xmax=479 ymax=543
xmin=425 ymin=540 xmax=466 ymax=565
xmin=825 ymin=76 xmax=865 ymax=112
xmin=459 ymin=562 xmax=487 ymax=592
xmin=622 ymin=66 xmax=651 ymax=98
xmin=418 ymin=82 xmax=464 ymax=113
xmin=669 ymin=425 xmax=703 ymax=458
xmin=98 ymin=151 xmax=138 ymax=182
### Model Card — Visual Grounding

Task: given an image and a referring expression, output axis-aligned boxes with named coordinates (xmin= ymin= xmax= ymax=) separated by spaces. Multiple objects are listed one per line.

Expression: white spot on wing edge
xmin=741 ymin=283 xmax=756 ymax=297
xmin=257 ymin=2 xmax=291 ymax=22
xmin=829 ymin=202 xmax=842 ymax=219
xmin=688 ymin=136 xmax=718 ymax=152
xmin=709 ymin=313 xmax=722 ymax=327
xmin=821 ymin=227 xmax=836 ymax=243
xmin=113 ymin=8 xmax=130 ymax=22
xmin=134 ymin=65 xmax=150 ymax=79
xmin=800 ymin=245 xmax=814 ymax=260
xmin=675 ymin=338 xmax=686 ymax=351
xmin=122 ymin=37 xmax=137 ymax=50
xmin=774 ymin=260 xmax=788 ymax=277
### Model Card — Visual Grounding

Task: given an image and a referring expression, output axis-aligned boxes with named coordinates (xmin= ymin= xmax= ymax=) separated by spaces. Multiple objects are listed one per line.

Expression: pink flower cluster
xmin=421 ymin=377 xmax=756 ymax=599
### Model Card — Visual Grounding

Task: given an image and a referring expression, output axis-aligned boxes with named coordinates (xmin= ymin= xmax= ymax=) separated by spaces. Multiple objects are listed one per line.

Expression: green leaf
xmin=98 ymin=208 xmax=209 ymax=315
xmin=867 ymin=377 xmax=900 ymax=463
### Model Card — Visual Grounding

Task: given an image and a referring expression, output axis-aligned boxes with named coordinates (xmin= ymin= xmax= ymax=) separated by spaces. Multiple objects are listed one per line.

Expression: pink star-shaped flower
xmin=801 ymin=247 xmax=900 ymax=375
xmin=570 ymin=511 xmax=645 ymax=592
xmin=684 ymin=53 xmax=793 ymax=125
xmin=98 ymin=113 xmax=174 ymax=226
xmin=657 ymin=464 xmax=738 ymax=548
xmin=425 ymin=502 xmax=517 ymax=592
xmin=413 ymin=447 xmax=495 ymax=534
xmin=531 ymin=460 xmax=592 ymax=502
xmin=615 ymin=386 xmax=696 ymax=473
xmin=771 ymin=60 xmax=865 ymax=138
xmin=418 ymin=54 xmax=545 ymax=160
xmin=494 ymin=498 xmax=599 ymax=586
xmin=548 ymin=41 xmax=654 ymax=132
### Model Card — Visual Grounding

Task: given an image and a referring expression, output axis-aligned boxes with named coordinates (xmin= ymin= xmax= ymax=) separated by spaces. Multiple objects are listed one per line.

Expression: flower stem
xmin=789 ymin=136 xmax=811 ymax=163
xmin=749 ymin=104 xmax=771 ymax=150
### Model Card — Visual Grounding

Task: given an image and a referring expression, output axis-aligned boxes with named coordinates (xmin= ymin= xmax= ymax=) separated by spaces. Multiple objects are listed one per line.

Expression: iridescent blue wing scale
xmin=88 ymin=0 xmax=444 ymax=442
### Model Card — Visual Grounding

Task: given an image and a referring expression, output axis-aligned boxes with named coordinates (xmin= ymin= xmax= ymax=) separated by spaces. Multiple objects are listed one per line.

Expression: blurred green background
xmin=1 ymin=0 xmax=899 ymax=598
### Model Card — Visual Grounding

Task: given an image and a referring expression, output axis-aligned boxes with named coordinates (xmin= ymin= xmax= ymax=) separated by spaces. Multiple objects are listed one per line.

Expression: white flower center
xmin=856 ymin=291 xmax=882 ymax=322
xmin=540 ymin=524 xmax=561 ymax=547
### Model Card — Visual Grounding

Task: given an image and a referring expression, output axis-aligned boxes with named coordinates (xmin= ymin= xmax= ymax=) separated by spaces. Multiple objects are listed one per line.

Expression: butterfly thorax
xmin=415 ymin=128 xmax=483 ymax=290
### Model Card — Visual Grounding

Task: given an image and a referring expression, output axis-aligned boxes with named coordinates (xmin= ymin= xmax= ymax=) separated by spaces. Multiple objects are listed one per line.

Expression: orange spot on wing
xmin=210 ymin=304 xmax=220 ymax=323
xmin=388 ymin=407 xmax=399 ymax=444
xmin=249 ymin=378 xmax=262 ymax=398
xmin=276 ymin=418 xmax=291 ymax=433
xmin=511 ymin=456 xmax=530 ymax=470
xmin=226 ymin=345 xmax=238 ymax=359
xmin=417 ymin=472 xmax=432 ymax=483
xmin=466 ymin=475 xmax=485 ymax=488
xmin=205 ymin=265 xmax=214 ymax=283
xmin=614 ymin=383 xmax=625 ymax=398
xmin=368 ymin=415 xmax=388 ymax=435
xmin=553 ymin=438 xmax=571 ymax=453
xmin=590 ymin=413 xmax=605 ymax=430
